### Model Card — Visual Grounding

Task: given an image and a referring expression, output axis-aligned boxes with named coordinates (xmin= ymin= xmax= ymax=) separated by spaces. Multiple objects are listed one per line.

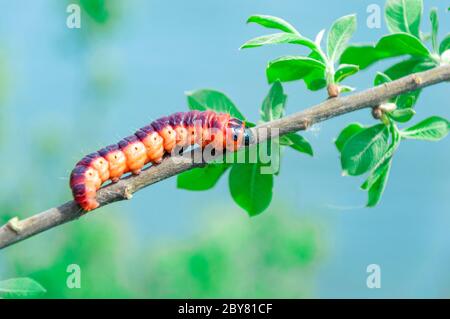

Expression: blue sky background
xmin=0 ymin=0 xmax=449 ymax=297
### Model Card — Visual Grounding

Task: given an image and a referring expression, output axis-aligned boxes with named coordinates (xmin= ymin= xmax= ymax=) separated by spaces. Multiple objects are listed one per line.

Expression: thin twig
xmin=0 ymin=65 xmax=449 ymax=250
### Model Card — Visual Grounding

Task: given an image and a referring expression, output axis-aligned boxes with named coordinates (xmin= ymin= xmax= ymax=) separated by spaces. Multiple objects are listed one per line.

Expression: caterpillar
xmin=70 ymin=110 xmax=251 ymax=211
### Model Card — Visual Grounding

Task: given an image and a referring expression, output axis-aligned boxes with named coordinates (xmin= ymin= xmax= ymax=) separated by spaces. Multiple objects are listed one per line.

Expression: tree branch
xmin=1 ymin=65 xmax=449 ymax=250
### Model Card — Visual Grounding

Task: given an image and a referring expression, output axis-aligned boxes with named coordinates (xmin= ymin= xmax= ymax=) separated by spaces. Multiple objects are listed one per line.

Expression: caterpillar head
xmin=226 ymin=118 xmax=251 ymax=151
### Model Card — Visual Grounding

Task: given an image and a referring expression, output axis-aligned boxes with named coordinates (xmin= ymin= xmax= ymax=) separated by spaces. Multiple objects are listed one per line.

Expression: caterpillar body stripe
xmin=70 ymin=111 xmax=251 ymax=211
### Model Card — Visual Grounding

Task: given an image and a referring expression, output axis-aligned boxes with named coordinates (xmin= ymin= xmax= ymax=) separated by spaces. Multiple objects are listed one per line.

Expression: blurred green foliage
xmin=142 ymin=210 xmax=322 ymax=298
xmin=79 ymin=0 xmax=109 ymax=24
xmin=72 ymin=0 xmax=122 ymax=30
xmin=2 ymin=208 xmax=323 ymax=298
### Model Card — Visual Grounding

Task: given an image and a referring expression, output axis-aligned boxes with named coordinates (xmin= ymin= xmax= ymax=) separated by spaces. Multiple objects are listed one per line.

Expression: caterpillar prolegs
xmin=70 ymin=111 xmax=251 ymax=211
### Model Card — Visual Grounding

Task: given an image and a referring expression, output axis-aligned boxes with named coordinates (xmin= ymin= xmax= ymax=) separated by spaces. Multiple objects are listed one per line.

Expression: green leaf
xmin=303 ymin=51 xmax=327 ymax=91
xmin=303 ymin=70 xmax=327 ymax=90
xmin=327 ymin=14 xmax=357 ymax=63
xmin=334 ymin=64 xmax=359 ymax=83
xmin=341 ymin=124 xmax=390 ymax=176
xmin=383 ymin=57 xmax=433 ymax=80
xmin=376 ymin=33 xmax=431 ymax=58
xmin=266 ymin=56 xmax=326 ymax=84
xmin=229 ymin=162 xmax=274 ymax=216
xmin=389 ymin=108 xmax=416 ymax=122
xmin=240 ymin=33 xmax=317 ymax=50
xmin=260 ymin=81 xmax=287 ymax=122
xmin=279 ymin=133 xmax=314 ymax=156
xmin=177 ymin=164 xmax=230 ymax=191
xmin=361 ymin=158 xmax=390 ymax=190
xmin=0 ymin=278 xmax=46 ymax=298
xmin=396 ymin=92 xmax=419 ymax=109
xmin=430 ymin=8 xmax=439 ymax=53
xmin=401 ymin=116 xmax=449 ymax=141
xmin=385 ymin=0 xmax=423 ymax=38
xmin=360 ymin=138 xmax=396 ymax=207
xmin=361 ymin=125 xmax=401 ymax=207
xmin=374 ymin=72 xmax=392 ymax=86
xmin=246 ymin=15 xmax=299 ymax=34
xmin=186 ymin=89 xmax=245 ymax=120
xmin=440 ymin=34 xmax=450 ymax=55
xmin=314 ymin=29 xmax=326 ymax=47
xmin=339 ymin=33 xmax=430 ymax=70
xmin=366 ymin=160 xmax=392 ymax=207
xmin=340 ymin=45 xmax=393 ymax=70
xmin=335 ymin=123 xmax=365 ymax=153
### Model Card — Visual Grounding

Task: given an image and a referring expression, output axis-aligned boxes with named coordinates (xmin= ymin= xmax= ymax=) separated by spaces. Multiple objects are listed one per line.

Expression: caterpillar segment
xmin=70 ymin=111 xmax=252 ymax=212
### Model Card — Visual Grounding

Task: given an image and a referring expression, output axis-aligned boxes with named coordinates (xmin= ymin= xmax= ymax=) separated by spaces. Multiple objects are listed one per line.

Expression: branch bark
xmin=1 ymin=65 xmax=449 ymax=250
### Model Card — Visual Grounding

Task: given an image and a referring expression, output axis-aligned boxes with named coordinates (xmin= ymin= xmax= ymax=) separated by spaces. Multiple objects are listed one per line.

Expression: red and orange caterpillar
xmin=70 ymin=111 xmax=251 ymax=211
